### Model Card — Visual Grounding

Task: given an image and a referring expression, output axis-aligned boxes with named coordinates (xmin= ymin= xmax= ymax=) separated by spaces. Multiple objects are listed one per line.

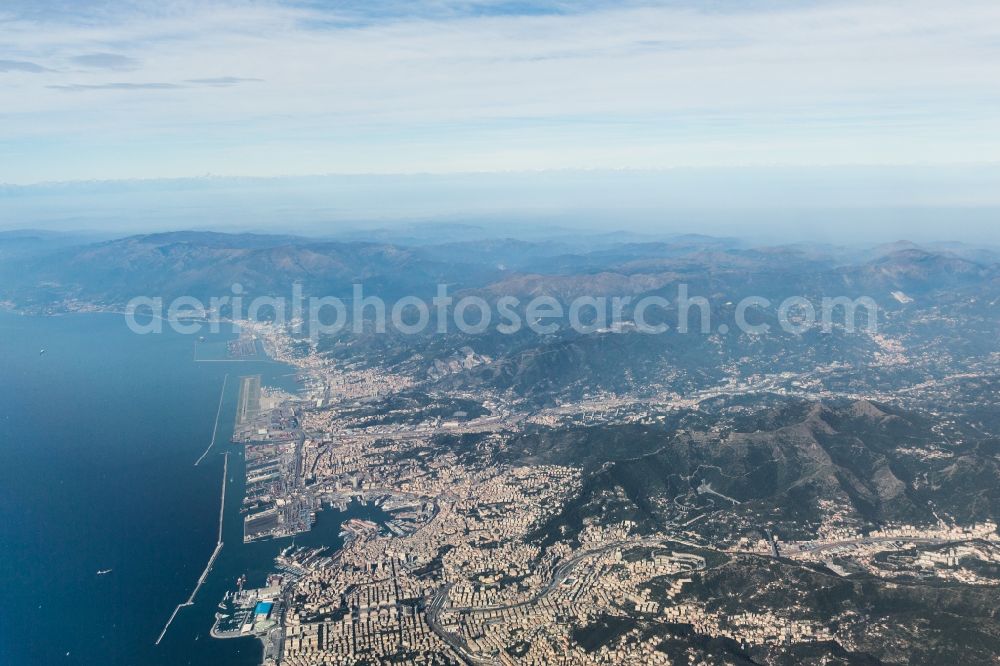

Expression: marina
xmin=210 ymin=574 xmax=283 ymax=640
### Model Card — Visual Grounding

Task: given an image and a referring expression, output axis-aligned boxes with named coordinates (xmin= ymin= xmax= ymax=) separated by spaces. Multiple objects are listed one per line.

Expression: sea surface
xmin=0 ymin=312 xmax=383 ymax=665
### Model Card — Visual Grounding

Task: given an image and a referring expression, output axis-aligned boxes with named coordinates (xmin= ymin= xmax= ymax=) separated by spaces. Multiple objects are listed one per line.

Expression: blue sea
xmin=0 ymin=312 xmax=381 ymax=665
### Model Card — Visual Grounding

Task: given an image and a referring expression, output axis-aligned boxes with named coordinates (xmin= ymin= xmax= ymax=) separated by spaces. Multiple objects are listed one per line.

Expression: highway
xmin=424 ymin=536 xmax=708 ymax=664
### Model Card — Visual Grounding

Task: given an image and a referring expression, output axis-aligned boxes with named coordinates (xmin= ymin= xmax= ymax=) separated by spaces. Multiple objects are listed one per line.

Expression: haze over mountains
xmin=2 ymin=227 xmax=997 ymax=308
xmin=3 ymin=227 xmax=998 ymax=412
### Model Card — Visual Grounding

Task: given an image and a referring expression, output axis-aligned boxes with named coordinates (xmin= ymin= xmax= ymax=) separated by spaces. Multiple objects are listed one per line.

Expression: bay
xmin=0 ymin=312 xmax=379 ymax=665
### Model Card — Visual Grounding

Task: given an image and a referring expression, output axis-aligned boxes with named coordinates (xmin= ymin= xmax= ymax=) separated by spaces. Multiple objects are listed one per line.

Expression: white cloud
xmin=69 ymin=52 xmax=139 ymax=69
xmin=1 ymin=0 xmax=999 ymax=182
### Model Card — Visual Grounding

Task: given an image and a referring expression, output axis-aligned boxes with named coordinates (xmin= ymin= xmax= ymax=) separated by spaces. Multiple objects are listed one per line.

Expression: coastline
xmin=155 ymin=449 xmax=229 ymax=645
xmin=0 ymin=311 xmax=290 ymax=665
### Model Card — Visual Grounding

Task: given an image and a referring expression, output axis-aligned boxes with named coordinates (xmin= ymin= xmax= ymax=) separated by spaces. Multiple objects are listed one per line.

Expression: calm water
xmin=0 ymin=312 xmax=381 ymax=665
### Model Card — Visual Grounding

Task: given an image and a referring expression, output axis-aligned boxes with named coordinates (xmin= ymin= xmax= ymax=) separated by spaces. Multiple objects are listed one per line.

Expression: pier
xmin=195 ymin=374 xmax=229 ymax=466
xmin=155 ymin=452 xmax=229 ymax=646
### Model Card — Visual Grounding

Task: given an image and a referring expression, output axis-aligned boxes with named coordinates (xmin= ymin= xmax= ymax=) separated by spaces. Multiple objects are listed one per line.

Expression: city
xmin=213 ymin=320 xmax=1000 ymax=665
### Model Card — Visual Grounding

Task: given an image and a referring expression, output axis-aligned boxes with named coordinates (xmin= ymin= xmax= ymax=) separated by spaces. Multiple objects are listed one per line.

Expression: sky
xmin=1 ymin=0 xmax=1000 ymax=236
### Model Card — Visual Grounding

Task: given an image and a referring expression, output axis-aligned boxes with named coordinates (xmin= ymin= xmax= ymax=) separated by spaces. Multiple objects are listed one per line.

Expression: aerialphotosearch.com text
xmin=125 ymin=283 xmax=879 ymax=340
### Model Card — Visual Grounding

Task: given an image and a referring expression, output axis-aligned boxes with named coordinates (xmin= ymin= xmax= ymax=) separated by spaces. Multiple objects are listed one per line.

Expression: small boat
xmin=39 ymin=349 xmax=46 ymax=356
xmin=97 ymin=569 xmax=112 ymax=576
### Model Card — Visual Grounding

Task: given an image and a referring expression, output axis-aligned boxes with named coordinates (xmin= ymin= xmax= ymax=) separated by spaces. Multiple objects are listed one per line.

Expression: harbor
xmin=156 ymin=451 xmax=230 ymax=645
xmin=0 ymin=312 xmax=303 ymax=665
xmin=210 ymin=574 xmax=284 ymax=640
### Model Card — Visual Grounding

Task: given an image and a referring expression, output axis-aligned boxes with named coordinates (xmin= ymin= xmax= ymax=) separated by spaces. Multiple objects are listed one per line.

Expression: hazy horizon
xmin=5 ymin=0 xmax=1000 ymax=243
xmin=3 ymin=165 xmax=1000 ymax=244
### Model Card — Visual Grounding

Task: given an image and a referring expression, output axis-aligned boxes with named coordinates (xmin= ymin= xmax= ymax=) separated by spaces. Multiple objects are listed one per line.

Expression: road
xmin=789 ymin=535 xmax=976 ymax=556
xmin=424 ymin=536 xmax=709 ymax=664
